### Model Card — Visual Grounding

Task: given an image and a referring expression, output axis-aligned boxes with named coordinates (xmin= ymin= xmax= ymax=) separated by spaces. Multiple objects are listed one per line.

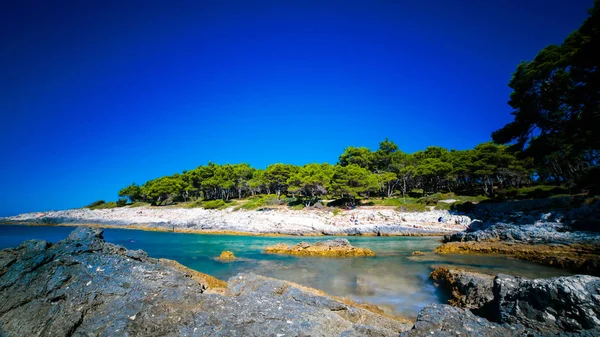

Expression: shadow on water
xmin=0 ymin=225 xmax=574 ymax=319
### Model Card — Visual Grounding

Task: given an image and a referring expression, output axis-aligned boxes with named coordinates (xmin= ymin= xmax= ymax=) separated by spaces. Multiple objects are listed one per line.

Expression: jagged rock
xmin=429 ymin=267 xmax=495 ymax=315
xmin=400 ymin=303 xmax=531 ymax=337
xmin=428 ymin=268 xmax=600 ymax=336
xmin=0 ymin=227 xmax=409 ymax=336
xmin=494 ymin=274 xmax=600 ymax=335
xmin=265 ymin=239 xmax=376 ymax=257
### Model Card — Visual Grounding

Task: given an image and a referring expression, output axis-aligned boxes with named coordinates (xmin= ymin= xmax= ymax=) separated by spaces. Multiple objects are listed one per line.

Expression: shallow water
xmin=0 ymin=225 xmax=573 ymax=318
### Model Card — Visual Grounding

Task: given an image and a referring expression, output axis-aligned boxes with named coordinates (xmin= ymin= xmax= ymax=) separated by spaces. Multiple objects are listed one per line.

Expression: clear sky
xmin=0 ymin=0 xmax=593 ymax=216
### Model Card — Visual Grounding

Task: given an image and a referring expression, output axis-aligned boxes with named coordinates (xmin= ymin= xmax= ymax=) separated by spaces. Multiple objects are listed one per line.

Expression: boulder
xmin=429 ymin=267 xmax=495 ymax=315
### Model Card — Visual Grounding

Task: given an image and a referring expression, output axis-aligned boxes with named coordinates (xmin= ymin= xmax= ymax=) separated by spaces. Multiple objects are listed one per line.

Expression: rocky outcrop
xmin=429 ymin=267 xmax=495 ymax=315
xmin=494 ymin=274 xmax=600 ymax=335
xmin=437 ymin=199 xmax=600 ymax=274
xmin=265 ymin=238 xmax=376 ymax=257
xmin=0 ymin=227 xmax=410 ymax=336
xmin=427 ymin=268 xmax=600 ymax=336
xmin=435 ymin=241 xmax=600 ymax=276
xmin=216 ymin=250 xmax=236 ymax=260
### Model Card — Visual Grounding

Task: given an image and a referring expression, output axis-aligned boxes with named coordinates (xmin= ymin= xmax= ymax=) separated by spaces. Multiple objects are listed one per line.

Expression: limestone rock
xmin=217 ymin=250 xmax=236 ymax=260
xmin=429 ymin=267 xmax=495 ymax=315
xmin=493 ymin=274 xmax=600 ymax=335
xmin=265 ymin=239 xmax=376 ymax=257
xmin=400 ymin=303 xmax=530 ymax=337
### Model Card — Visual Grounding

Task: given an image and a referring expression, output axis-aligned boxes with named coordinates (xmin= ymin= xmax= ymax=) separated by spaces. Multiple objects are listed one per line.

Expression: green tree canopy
xmin=492 ymin=1 xmax=600 ymax=183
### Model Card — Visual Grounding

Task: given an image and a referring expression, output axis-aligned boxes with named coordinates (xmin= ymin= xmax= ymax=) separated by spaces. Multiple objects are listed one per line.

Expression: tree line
xmin=117 ymin=140 xmax=532 ymax=206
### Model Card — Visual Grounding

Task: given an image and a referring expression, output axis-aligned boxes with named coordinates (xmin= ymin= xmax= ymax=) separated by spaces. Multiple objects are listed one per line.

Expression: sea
xmin=0 ymin=224 xmax=572 ymax=318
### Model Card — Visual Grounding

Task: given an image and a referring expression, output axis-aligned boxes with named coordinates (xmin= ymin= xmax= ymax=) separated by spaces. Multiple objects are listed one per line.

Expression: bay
xmin=0 ymin=224 xmax=572 ymax=318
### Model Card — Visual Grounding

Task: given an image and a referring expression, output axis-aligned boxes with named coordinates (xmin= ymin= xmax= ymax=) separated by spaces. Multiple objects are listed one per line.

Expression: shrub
xmin=396 ymin=203 xmax=427 ymax=212
xmin=290 ymin=204 xmax=305 ymax=210
xmin=116 ymin=198 xmax=128 ymax=207
xmin=85 ymin=200 xmax=106 ymax=209
xmin=451 ymin=201 xmax=477 ymax=213
xmin=418 ymin=194 xmax=441 ymax=206
xmin=202 ymin=199 xmax=227 ymax=209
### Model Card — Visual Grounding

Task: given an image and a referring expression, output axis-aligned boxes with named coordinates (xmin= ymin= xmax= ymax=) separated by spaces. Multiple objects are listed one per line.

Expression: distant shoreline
xmin=0 ymin=221 xmax=451 ymax=237
xmin=0 ymin=206 xmax=469 ymax=237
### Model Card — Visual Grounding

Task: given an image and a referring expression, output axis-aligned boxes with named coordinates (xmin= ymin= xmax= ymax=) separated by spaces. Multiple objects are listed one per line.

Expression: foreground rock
xmin=420 ymin=267 xmax=600 ymax=336
xmin=0 ymin=227 xmax=409 ymax=336
xmin=429 ymin=267 xmax=495 ymax=316
xmin=265 ymin=238 xmax=376 ymax=257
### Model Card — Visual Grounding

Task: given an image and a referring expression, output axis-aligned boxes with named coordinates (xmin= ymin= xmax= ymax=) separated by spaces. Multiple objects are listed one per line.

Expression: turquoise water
xmin=0 ymin=225 xmax=573 ymax=318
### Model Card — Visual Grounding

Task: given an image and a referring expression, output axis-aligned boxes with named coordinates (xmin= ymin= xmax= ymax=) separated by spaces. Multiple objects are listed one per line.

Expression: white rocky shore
xmin=1 ymin=206 xmax=471 ymax=236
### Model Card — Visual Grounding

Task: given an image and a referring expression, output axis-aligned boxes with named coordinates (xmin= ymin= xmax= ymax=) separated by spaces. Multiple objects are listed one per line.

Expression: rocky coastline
xmin=1 ymin=227 xmax=599 ymax=336
xmin=434 ymin=197 xmax=600 ymax=275
xmin=0 ymin=206 xmax=470 ymax=236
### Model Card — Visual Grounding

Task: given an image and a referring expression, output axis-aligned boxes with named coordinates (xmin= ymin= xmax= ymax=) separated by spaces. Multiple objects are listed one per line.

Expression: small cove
xmin=0 ymin=224 xmax=573 ymax=318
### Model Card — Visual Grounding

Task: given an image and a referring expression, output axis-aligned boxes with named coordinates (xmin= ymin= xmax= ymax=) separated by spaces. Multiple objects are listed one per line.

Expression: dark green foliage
xmin=118 ymin=183 xmax=142 ymax=203
xmin=493 ymin=1 xmax=600 ymax=184
xmin=116 ymin=198 xmax=128 ymax=207
xmin=201 ymin=200 xmax=227 ymax=209
xmin=85 ymin=200 xmax=106 ymax=209
xmin=87 ymin=201 xmax=117 ymax=210
xmin=495 ymin=185 xmax=569 ymax=200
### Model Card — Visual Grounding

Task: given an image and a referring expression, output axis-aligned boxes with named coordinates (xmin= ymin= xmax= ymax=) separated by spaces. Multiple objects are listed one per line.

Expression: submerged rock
xmin=216 ymin=250 xmax=236 ymax=260
xmin=265 ymin=239 xmax=376 ymax=257
xmin=0 ymin=227 xmax=408 ymax=336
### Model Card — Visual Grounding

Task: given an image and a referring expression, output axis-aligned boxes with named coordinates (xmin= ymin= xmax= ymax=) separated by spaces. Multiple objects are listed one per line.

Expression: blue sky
xmin=0 ymin=0 xmax=593 ymax=216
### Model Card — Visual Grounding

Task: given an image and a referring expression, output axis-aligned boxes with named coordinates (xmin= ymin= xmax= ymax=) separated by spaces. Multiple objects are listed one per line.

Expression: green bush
xmin=183 ymin=199 xmax=233 ymax=210
xmin=418 ymin=193 xmax=441 ymax=205
xmin=396 ymin=203 xmax=427 ymax=212
xmin=290 ymin=204 xmax=305 ymax=210
xmin=451 ymin=201 xmax=477 ymax=213
xmin=116 ymin=198 xmax=128 ymax=207
xmin=240 ymin=194 xmax=281 ymax=210
xmin=88 ymin=201 xmax=117 ymax=210
xmin=435 ymin=201 xmax=453 ymax=211
xmin=202 ymin=199 xmax=227 ymax=209
xmin=85 ymin=200 xmax=106 ymax=209
xmin=495 ymin=185 xmax=569 ymax=200
xmin=129 ymin=202 xmax=149 ymax=208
